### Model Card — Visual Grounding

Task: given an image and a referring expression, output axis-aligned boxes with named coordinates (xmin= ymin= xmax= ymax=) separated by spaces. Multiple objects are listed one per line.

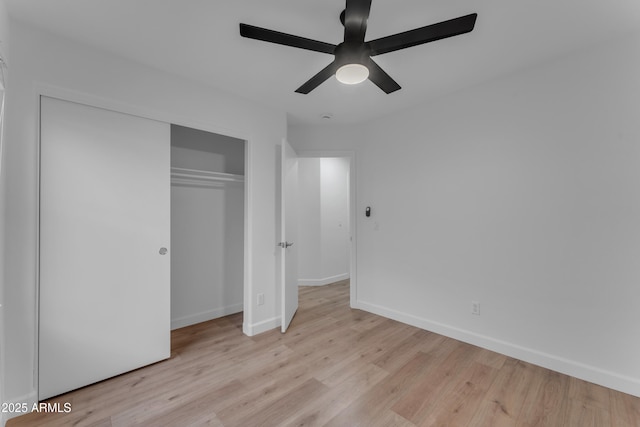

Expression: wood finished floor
xmin=9 ymin=280 xmax=640 ymax=426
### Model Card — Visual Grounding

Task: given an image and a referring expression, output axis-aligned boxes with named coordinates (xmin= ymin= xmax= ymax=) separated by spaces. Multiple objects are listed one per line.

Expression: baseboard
xmin=299 ymin=273 xmax=349 ymax=287
xmin=354 ymin=299 xmax=640 ymax=398
xmin=2 ymin=391 xmax=38 ymax=423
xmin=242 ymin=316 xmax=280 ymax=337
xmin=171 ymin=303 xmax=243 ymax=330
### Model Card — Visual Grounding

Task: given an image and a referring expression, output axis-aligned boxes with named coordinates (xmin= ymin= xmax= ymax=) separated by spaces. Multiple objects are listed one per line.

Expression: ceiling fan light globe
xmin=336 ymin=63 xmax=369 ymax=85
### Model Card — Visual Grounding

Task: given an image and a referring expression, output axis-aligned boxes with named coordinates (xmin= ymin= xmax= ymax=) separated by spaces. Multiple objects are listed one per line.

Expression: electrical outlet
xmin=257 ymin=293 xmax=265 ymax=306
xmin=472 ymin=301 xmax=480 ymax=315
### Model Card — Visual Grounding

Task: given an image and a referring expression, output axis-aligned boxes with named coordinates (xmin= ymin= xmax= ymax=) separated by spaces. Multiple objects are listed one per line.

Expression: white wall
xmin=171 ymin=183 xmax=244 ymax=328
xmin=2 ymin=19 xmax=285 ymax=411
xmin=297 ymin=157 xmax=350 ymax=286
xmin=171 ymin=124 xmax=245 ymax=175
xmin=297 ymin=158 xmax=322 ymax=281
xmin=290 ymin=32 xmax=640 ymax=397
xmin=0 ymin=0 xmax=9 ymax=422
xmin=171 ymin=125 xmax=244 ymax=329
xmin=319 ymin=158 xmax=350 ymax=283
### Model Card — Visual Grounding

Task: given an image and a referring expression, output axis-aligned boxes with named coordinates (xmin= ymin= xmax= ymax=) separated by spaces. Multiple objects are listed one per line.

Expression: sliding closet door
xmin=39 ymin=96 xmax=170 ymax=400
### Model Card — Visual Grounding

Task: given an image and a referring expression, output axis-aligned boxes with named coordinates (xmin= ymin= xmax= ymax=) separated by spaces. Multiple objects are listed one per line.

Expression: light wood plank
xmin=286 ymin=363 xmax=389 ymax=426
xmin=324 ymin=351 xmax=434 ymax=427
xmin=516 ymin=369 xmax=570 ymax=427
xmin=468 ymin=358 xmax=540 ymax=427
xmin=564 ymin=398 xmax=612 ymax=427
xmin=610 ymin=389 xmax=640 ymax=427
xmin=390 ymin=340 xmax=481 ymax=423
xmin=418 ymin=361 xmax=498 ymax=427
xmin=227 ymin=378 xmax=328 ymax=427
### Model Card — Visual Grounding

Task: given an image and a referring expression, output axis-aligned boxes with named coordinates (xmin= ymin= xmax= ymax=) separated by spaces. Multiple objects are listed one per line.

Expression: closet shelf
xmin=171 ymin=167 xmax=244 ymax=187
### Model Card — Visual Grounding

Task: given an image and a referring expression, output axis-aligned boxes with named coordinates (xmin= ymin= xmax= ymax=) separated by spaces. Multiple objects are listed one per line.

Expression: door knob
xmin=159 ymin=247 xmax=168 ymax=255
xmin=278 ymin=242 xmax=294 ymax=248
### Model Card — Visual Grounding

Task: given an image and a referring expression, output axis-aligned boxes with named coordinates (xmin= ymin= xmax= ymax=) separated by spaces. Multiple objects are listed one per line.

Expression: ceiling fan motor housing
xmin=334 ymin=41 xmax=371 ymax=68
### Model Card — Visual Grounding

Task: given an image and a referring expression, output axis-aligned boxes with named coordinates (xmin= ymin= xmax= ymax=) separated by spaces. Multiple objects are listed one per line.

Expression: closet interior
xmin=170 ymin=124 xmax=245 ymax=330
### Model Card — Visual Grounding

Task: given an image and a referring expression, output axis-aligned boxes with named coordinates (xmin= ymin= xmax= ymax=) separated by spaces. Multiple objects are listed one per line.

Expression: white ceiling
xmin=6 ymin=0 xmax=640 ymax=125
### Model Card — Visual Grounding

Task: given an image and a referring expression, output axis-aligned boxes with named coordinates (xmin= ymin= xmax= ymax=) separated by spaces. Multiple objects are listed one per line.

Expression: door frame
xmin=34 ymin=85 xmax=254 ymax=400
xmin=295 ymin=150 xmax=357 ymax=308
xmin=0 ymin=67 xmax=6 ymax=425
xmin=280 ymin=139 xmax=298 ymax=333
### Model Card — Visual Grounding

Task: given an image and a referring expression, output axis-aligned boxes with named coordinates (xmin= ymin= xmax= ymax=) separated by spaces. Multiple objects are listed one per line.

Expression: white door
xmin=39 ymin=96 xmax=170 ymax=400
xmin=280 ymin=139 xmax=299 ymax=332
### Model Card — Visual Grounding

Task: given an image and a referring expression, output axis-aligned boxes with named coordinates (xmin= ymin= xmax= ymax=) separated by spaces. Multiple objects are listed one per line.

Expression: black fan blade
xmin=368 ymin=13 xmax=477 ymax=56
xmin=344 ymin=0 xmax=372 ymax=42
xmin=295 ymin=61 xmax=340 ymax=94
xmin=367 ymin=58 xmax=401 ymax=94
xmin=240 ymin=23 xmax=336 ymax=55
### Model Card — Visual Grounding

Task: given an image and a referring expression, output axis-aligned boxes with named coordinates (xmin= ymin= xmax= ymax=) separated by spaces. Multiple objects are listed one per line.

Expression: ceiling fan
xmin=239 ymin=0 xmax=477 ymax=94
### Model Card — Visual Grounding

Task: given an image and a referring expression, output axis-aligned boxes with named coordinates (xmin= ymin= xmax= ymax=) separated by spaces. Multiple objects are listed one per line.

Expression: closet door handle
xmin=278 ymin=242 xmax=294 ymax=248
xmin=159 ymin=247 xmax=168 ymax=255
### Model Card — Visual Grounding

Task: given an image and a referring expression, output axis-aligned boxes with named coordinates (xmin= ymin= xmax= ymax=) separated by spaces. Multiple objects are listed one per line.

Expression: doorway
xmin=296 ymin=152 xmax=356 ymax=308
